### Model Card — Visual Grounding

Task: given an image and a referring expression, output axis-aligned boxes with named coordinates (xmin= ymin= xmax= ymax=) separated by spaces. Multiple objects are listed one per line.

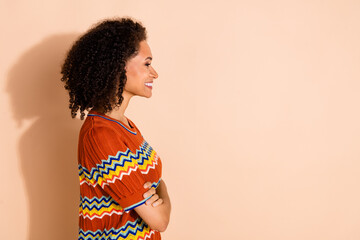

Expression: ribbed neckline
xmin=87 ymin=110 xmax=137 ymax=135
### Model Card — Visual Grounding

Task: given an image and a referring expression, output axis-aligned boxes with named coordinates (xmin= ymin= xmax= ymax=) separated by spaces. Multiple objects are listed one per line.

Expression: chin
xmin=144 ymin=91 xmax=152 ymax=98
xmin=139 ymin=92 xmax=152 ymax=98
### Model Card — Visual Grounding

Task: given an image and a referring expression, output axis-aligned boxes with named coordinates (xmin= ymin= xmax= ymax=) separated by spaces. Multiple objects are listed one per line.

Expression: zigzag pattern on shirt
xmin=79 ymin=141 xmax=159 ymax=188
xmin=78 ymin=218 xmax=155 ymax=240
xmin=79 ymin=196 xmax=124 ymax=220
xmin=79 ymin=178 xmax=161 ymax=219
xmin=136 ymin=141 xmax=160 ymax=174
xmin=79 ymin=163 xmax=138 ymax=187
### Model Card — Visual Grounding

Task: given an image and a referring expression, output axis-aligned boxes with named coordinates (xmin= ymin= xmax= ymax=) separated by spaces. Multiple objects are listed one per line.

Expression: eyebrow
xmin=145 ymin=57 xmax=153 ymax=61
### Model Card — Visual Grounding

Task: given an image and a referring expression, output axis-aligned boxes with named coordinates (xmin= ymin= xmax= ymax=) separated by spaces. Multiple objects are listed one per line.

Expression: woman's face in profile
xmin=124 ymin=40 xmax=158 ymax=98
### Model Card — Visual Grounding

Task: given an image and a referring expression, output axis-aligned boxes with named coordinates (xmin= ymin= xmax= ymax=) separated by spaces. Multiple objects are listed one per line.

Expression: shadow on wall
xmin=6 ymin=34 xmax=82 ymax=240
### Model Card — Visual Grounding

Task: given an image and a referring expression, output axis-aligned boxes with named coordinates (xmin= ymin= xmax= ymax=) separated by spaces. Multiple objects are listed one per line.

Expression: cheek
xmin=124 ymin=72 xmax=144 ymax=91
xmin=126 ymin=68 xmax=142 ymax=81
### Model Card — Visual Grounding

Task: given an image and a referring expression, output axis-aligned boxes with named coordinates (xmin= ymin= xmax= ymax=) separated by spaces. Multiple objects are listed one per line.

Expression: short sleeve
xmin=79 ymin=125 xmax=150 ymax=211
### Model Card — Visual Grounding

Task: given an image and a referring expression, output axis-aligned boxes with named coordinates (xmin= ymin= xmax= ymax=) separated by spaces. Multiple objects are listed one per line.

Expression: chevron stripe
xmin=79 ymin=164 xmax=139 ymax=188
xmin=81 ymin=196 xmax=119 ymax=210
xmin=79 ymin=196 xmax=124 ymax=220
xmin=140 ymin=154 xmax=159 ymax=175
xmin=79 ymin=141 xmax=160 ymax=188
xmin=125 ymin=141 xmax=160 ymax=175
xmin=80 ymin=208 xmax=124 ymax=220
xmin=79 ymin=150 xmax=138 ymax=188
xmin=79 ymin=218 xmax=155 ymax=240
xmin=134 ymin=141 xmax=152 ymax=165
xmin=121 ymin=141 xmax=159 ymax=170
xmin=79 ymin=178 xmax=161 ymax=218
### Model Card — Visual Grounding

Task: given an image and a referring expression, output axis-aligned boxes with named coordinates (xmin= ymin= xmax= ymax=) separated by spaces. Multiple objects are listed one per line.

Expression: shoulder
xmin=79 ymin=116 xmax=129 ymax=155
xmin=80 ymin=115 xmax=119 ymax=139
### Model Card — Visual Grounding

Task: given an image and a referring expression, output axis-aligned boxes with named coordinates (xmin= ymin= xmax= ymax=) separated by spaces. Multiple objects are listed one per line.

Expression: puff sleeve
xmin=79 ymin=125 xmax=150 ymax=211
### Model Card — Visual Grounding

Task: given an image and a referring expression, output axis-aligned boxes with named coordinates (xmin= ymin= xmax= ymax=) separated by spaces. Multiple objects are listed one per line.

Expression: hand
xmin=143 ymin=182 xmax=164 ymax=207
xmin=136 ymin=180 xmax=171 ymax=232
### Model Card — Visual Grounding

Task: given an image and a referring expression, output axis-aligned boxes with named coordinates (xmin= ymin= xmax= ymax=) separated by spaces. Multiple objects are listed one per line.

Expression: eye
xmin=145 ymin=63 xmax=151 ymax=67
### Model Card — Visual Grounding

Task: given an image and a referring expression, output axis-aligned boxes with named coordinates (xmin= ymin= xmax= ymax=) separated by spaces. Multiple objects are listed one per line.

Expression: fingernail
xmin=143 ymin=193 xmax=148 ymax=198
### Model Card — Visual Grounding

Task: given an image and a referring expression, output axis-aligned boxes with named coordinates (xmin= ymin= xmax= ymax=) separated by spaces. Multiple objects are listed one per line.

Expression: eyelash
xmin=145 ymin=63 xmax=151 ymax=67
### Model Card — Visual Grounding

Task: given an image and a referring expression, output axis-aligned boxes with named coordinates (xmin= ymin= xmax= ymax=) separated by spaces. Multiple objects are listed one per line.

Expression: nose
xmin=150 ymin=66 xmax=158 ymax=79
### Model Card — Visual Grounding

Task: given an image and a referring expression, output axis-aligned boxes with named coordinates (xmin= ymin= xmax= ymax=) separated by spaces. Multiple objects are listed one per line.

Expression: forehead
xmin=137 ymin=40 xmax=152 ymax=58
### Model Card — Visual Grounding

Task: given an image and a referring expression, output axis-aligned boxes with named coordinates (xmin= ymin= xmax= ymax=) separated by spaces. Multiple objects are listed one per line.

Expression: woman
xmin=61 ymin=17 xmax=171 ymax=240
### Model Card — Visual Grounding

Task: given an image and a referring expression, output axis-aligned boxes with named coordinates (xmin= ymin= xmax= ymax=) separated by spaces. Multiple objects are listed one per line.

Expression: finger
xmin=143 ymin=182 xmax=152 ymax=189
xmin=152 ymin=198 xmax=164 ymax=207
xmin=143 ymin=188 xmax=156 ymax=199
xmin=145 ymin=194 xmax=159 ymax=206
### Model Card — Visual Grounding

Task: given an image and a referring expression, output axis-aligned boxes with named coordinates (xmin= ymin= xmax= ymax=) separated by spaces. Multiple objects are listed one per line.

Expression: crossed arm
xmin=136 ymin=179 xmax=171 ymax=232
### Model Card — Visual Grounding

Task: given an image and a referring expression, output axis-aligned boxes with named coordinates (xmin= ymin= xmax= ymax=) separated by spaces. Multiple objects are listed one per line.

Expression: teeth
xmin=145 ymin=83 xmax=153 ymax=87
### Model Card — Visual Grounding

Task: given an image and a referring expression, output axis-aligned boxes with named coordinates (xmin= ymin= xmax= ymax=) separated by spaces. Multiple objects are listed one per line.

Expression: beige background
xmin=1 ymin=0 xmax=360 ymax=239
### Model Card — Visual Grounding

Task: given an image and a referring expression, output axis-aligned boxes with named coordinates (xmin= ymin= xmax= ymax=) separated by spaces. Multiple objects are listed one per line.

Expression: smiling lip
xmin=145 ymin=82 xmax=153 ymax=89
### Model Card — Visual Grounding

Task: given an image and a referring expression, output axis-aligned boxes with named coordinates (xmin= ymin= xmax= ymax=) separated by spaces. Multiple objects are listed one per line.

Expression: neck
xmin=95 ymin=92 xmax=133 ymax=123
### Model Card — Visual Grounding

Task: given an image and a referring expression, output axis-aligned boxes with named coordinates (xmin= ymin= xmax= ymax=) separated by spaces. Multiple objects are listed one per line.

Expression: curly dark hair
xmin=61 ymin=17 xmax=147 ymax=120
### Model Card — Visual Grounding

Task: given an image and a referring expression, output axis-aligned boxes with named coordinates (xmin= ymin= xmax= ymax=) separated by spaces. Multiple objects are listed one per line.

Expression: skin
xmin=107 ymin=40 xmax=158 ymax=125
xmin=138 ymin=179 xmax=171 ymax=232
xmin=103 ymin=40 xmax=171 ymax=232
